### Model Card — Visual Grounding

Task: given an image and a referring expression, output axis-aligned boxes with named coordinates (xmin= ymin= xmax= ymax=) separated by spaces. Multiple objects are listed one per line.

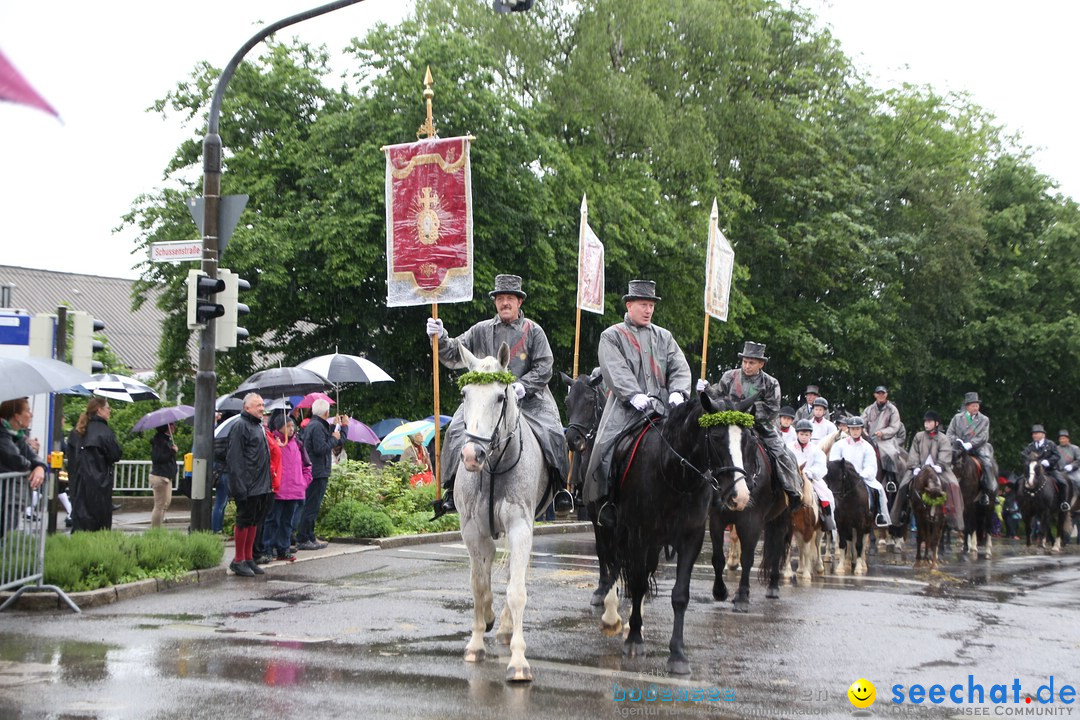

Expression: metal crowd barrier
xmin=112 ymin=460 xmax=183 ymax=494
xmin=0 ymin=470 xmax=79 ymax=613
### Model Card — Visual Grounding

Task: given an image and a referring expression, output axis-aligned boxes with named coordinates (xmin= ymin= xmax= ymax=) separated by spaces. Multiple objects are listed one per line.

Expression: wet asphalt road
xmin=1 ymin=531 xmax=1079 ymax=720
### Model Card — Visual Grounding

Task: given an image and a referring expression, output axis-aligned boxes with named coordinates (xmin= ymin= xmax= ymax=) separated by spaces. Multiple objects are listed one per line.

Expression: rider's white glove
xmin=425 ymin=317 xmax=446 ymax=340
xmin=912 ymin=467 xmax=921 ymax=476
xmin=961 ymin=441 xmax=973 ymax=451
xmin=1066 ymin=464 xmax=1074 ymax=472
xmin=511 ymin=382 xmax=526 ymax=400
xmin=932 ymin=465 xmax=943 ymax=473
xmin=695 ymin=378 xmax=709 ymax=393
xmin=1041 ymin=459 xmax=1050 ymax=467
xmin=668 ymin=392 xmax=684 ymax=407
xmin=630 ymin=394 xmax=651 ymax=411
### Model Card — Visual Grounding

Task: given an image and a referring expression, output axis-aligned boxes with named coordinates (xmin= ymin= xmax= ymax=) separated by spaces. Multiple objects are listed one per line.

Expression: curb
xmin=0 ymin=566 xmax=227 ymax=612
xmin=1 ymin=522 xmax=593 ymax=612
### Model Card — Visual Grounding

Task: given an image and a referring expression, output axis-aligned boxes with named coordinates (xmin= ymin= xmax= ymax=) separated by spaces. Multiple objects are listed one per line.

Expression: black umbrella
xmin=215 ymin=394 xmax=243 ymax=412
xmin=230 ymin=367 xmax=330 ymax=399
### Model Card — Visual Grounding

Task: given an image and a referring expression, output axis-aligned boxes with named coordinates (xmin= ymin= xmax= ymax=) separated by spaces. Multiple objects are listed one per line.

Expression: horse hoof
xmin=667 ymin=657 xmax=692 ymax=676
xmin=765 ymin=586 xmax=780 ymax=600
xmin=464 ymin=648 xmax=486 ymax=663
xmin=506 ymin=664 xmax=533 ymax=683
xmin=732 ymin=600 xmax=749 ymax=614
xmin=590 ymin=588 xmax=608 ymax=607
xmin=602 ymin=619 xmax=623 ymax=637
xmin=486 ymin=618 xmax=496 ymax=633
xmin=623 ymin=640 xmax=646 ymax=658
xmin=496 ymin=632 xmax=512 ymax=646
xmin=713 ymin=581 xmax=728 ymax=602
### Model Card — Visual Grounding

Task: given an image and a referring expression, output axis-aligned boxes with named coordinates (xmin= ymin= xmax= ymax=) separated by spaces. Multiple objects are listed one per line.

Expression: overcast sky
xmin=1 ymin=1 xmax=1076 ymax=281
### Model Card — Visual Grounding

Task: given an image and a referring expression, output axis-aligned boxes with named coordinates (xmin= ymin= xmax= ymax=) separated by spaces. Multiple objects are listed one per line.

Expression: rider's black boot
xmin=430 ymin=488 xmax=456 ymax=520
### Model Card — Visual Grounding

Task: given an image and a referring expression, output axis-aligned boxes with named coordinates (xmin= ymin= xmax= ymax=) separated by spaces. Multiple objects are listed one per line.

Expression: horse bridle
xmin=464 ymin=384 xmax=525 ymax=538
xmin=1023 ymin=460 xmax=1050 ymax=497
xmin=566 ymin=381 xmax=604 ymax=445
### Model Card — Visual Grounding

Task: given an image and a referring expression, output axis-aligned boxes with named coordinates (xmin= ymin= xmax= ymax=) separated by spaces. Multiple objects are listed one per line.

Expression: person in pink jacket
xmin=262 ymin=415 xmax=312 ymax=562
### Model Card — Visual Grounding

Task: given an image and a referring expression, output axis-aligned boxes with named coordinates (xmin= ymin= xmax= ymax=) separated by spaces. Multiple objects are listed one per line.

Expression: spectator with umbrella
xmin=226 ymin=393 xmax=272 ymax=577
xmin=297 ymin=398 xmax=344 ymax=550
xmin=263 ymin=415 xmax=311 ymax=562
xmin=149 ymin=424 xmax=178 ymax=529
xmin=68 ymin=398 xmax=122 ymax=532
xmin=0 ymin=397 xmax=48 ymax=539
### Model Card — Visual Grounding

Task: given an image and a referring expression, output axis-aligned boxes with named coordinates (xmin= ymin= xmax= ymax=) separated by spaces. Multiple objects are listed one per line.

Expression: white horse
xmin=455 ymin=343 xmax=549 ymax=683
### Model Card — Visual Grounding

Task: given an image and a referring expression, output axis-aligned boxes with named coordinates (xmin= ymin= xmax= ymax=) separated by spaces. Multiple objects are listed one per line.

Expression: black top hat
xmin=804 ymin=385 xmax=820 ymax=396
xmin=923 ymin=410 xmax=942 ymax=424
xmin=1059 ymin=429 xmax=1070 ymax=438
xmin=622 ymin=280 xmax=661 ymax=303
xmin=963 ymin=391 xmax=980 ymax=405
xmin=489 ymin=274 xmax=527 ymax=299
xmin=738 ymin=341 xmax=768 ymax=361
xmin=874 ymin=385 xmax=888 ymax=394
xmin=1031 ymin=424 xmax=1046 ymax=434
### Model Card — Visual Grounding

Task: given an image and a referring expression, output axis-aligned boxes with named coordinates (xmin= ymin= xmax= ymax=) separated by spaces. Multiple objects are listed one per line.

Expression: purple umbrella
xmin=132 ymin=405 xmax=195 ymax=432
xmin=344 ymin=419 xmax=380 ymax=446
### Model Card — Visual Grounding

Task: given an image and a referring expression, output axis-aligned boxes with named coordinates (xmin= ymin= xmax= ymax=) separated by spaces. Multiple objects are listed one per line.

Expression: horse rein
xmin=464 ymin=384 xmax=525 ymax=539
xmin=1023 ymin=460 xmax=1050 ymax=496
xmin=566 ymin=382 xmax=604 ymax=444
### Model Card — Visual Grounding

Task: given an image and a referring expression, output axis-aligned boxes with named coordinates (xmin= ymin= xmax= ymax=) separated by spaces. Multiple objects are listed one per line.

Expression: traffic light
xmin=186 ymin=269 xmax=225 ymax=330
xmin=493 ymin=0 xmax=534 ymax=11
xmin=215 ymin=268 xmax=251 ymax=351
xmin=71 ymin=311 xmax=106 ymax=374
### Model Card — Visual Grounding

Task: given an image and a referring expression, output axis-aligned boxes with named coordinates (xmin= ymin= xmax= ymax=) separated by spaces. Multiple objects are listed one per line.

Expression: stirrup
xmin=1062 ymin=501 xmax=1072 ymax=513
xmin=875 ymin=513 xmax=890 ymax=528
xmin=885 ymin=480 xmax=897 ymax=494
xmin=597 ymin=501 xmax=617 ymax=529
xmin=553 ymin=489 xmax=575 ymax=514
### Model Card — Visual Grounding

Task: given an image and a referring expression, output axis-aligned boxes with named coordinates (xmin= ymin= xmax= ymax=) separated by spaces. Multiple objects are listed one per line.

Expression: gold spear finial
xmin=417 ymin=66 xmax=437 ymax=139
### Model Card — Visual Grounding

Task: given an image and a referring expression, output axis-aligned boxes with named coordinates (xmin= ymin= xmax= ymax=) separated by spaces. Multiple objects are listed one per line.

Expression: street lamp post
xmin=191 ymin=0 xmax=368 ymax=531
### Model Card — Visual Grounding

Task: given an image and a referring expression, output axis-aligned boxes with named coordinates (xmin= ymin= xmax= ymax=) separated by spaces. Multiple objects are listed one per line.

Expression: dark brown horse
xmin=954 ymin=450 xmax=994 ymax=557
xmin=824 ymin=459 xmax=872 ymax=574
xmin=910 ymin=465 xmax=947 ymax=569
xmin=1018 ymin=451 xmax=1058 ymax=552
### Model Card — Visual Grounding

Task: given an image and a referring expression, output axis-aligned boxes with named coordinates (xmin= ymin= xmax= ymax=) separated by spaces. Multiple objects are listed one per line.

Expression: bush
xmin=314 ymin=460 xmax=459 ymax=538
xmin=38 ymin=530 xmax=224 ymax=592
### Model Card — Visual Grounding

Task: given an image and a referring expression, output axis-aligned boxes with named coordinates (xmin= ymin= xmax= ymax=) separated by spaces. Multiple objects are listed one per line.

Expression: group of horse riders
xmin=424 ymin=273 xmax=1080 ymax=534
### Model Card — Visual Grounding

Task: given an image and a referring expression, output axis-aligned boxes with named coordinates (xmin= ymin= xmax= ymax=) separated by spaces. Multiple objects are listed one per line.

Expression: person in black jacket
xmin=69 ymin=398 xmax=123 ymax=533
xmin=296 ymin=399 xmax=344 ymax=550
xmin=149 ymin=424 xmax=178 ymax=528
xmin=0 ymin=397 xmax=48 ymax=539
xmin=225 ymin=394 xmax=272 ymax=577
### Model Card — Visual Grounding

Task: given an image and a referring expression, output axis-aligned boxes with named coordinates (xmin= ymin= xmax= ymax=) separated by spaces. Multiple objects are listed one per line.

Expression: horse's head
xmin=914 ymin=464 xmax=945 ymax=501
xmin=699 ymin=388 xmax=752 ymax=511
xmin=1023 ymin=450 xmax=1046 ymax=493
xmin=563 ymin=370 xmax=604 ymax=453
xmin=458 ymin=343 xmax=518 ymax=474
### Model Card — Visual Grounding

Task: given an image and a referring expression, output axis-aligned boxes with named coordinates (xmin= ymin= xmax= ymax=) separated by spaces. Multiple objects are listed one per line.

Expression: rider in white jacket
xmin=791 ymin=419 xmax=836 ymax=533
xmin=828 ymin=416 xmax=890 ymax=527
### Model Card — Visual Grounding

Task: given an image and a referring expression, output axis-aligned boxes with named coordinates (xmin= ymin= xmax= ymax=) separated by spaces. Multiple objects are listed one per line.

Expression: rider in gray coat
xmin=697 ymin=341 xmax=803 ymax=507
xmin=428 ymin=274 xmax=570 ymax=516
xmin=945 ymin=391 xmax=998 ymax=505
xmin=584 ymin=280 xmax=692 ymax=511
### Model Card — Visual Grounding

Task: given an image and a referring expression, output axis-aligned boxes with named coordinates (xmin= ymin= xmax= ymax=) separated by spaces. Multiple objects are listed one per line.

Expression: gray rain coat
xmin=584 ymin=315 xmax=691 ymax=504
xmin=438 ymin=313 xmax=569 ymax=484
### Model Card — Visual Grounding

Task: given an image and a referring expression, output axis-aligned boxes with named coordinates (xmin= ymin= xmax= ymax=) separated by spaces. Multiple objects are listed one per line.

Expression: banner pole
xmin=701 ymin=313 xmax=710 ymax=381
xmin=432 ymin=302 xmax=442 ymax=498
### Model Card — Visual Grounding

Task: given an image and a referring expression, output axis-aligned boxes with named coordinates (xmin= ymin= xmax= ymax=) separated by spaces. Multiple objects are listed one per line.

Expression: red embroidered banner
xmin=384 ymin=137 xmax=473 ymax=307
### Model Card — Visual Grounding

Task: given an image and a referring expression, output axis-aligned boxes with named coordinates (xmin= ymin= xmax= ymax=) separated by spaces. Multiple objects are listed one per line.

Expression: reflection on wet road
xmin=1 ymin=531 xmax=1077 ymax=719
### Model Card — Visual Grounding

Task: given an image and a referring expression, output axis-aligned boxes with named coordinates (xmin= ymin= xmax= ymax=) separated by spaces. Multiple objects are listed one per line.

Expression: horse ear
xmin=559 ymin=371 xmax=574 ymax=387
xmin=589 ymin=373 xmax=604 ymax=388
xmin=700 ymin=387 xmax=720 ymax=414
xmin=498 ymin=342 xmax=511 ymax=370
xmin=459 ymin=344 xmax=480 ymax=370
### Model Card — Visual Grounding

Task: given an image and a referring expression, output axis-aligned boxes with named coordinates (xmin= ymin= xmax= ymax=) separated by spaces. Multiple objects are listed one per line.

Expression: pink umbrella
xmin=296 ymin=392 xmax=334 ymax=410
xmin=0 ymin=48 xmax=59 ymax=118
xmin=343 ymin=419 xmax=380 ymax=446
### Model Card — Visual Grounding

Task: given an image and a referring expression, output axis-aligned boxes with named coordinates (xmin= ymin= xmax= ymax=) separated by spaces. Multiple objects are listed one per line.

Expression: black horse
xmin=706 ymin=398 xmax=790 ymax=613
xmin=1018 ymin=451 xmax=1058 ymax=551
xmin=561 ymin=371 xmax=616 ymax=605
xmin=954 ymin=448 xmax=995 ymax=557
xmin=824 ymin=459 xmax=873 ymax=574
xmin=608 ymin=392 xmax=741 ymax=675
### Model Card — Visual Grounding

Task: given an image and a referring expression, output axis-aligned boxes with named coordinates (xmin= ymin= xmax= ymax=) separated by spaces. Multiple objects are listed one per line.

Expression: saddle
xmin=610 ymin=414 xmax=656 ymax=490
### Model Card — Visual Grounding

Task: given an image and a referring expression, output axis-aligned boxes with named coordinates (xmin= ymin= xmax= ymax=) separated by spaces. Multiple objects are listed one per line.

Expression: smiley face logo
xmin=847 ymin=678 xmax=876 ymax=709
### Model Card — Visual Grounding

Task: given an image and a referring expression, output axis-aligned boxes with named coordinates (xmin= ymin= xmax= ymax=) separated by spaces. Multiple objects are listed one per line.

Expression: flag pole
xmin=701 ymin=198 xmax=720 ymax=382
xmin=572 ymin=193 xmax=587 ymax=379
xmin=701 ymin=314 xmax=710 ymax=381
xmin=417 ymin=66 xmax=443 ymax=496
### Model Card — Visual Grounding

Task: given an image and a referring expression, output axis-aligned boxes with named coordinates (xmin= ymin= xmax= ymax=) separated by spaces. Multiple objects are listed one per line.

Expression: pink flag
xmin=0 ymin=48 xmax=58 ymax=118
